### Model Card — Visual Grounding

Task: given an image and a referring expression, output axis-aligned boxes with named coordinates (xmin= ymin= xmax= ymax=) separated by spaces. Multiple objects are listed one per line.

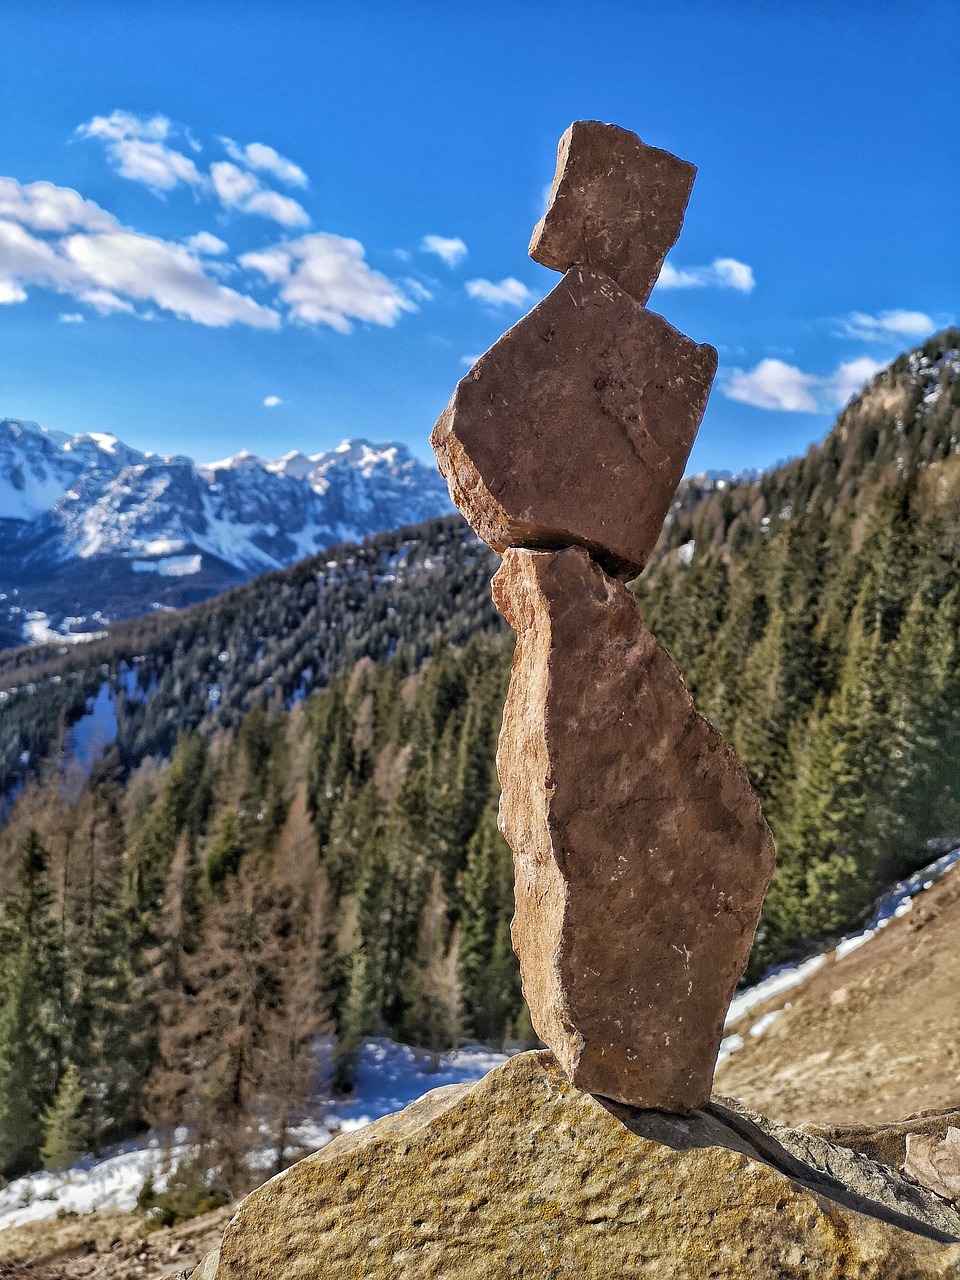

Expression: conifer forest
xmin=0 ymin=331 xmax=958 ymax=1196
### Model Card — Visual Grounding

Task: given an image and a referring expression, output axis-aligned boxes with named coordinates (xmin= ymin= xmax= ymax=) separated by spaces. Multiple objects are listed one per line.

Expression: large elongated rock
xmin=530 ymin=119 xmax=696 ymax=304
xmin=196 ymin=1052 xmax=960 ymax=1279
xmin=493 ymin=546 xmax=775 ymax=1111
xmin=431 ymin=265 xmax=716 ymax=580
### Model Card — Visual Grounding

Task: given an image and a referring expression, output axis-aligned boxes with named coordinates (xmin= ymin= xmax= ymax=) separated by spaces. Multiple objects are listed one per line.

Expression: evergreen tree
xmin=40 ymin=1062 xmax=86 ymax=1171
xmin=0 ymin=831 xmax=65 ymax=1176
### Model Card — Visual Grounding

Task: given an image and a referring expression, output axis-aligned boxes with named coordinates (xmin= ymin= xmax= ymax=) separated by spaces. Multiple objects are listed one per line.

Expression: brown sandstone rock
xmin=197 ymin=1052 xmax=960 ymax=1279
xmin=907 ymin=1129 xmax=960 ymax=1205
xmin=529 ymin=120 xmax=695 ymax=304
xmin=431 ymin=264 xmax=716 ymax=579
xmin=492 ymin=546 xmax=775 ymax=1111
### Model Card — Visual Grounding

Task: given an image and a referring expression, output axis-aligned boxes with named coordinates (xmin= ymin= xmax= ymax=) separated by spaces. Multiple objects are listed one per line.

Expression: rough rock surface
xmin=529 ymin=120 xmax=695 ymax=305
xmin=431 ymin=265 xmax=716 ymax=579
xmin=492 ymin=546 xmax=775 ymax=1110
xmin=907 ymin=1129 xmax=960 ymax=1205
xmin=810 ymin=1108 xmax=960 ymax=1175
xmin=196 ymin=1052 xmax=960 ymax=1279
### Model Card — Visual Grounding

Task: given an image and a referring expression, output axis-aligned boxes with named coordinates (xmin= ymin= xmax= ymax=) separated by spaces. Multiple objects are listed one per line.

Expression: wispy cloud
xmin=421 ymin=234 xmax=467 ymax=267
xmin=656 ymin=257 xmax=755 ymax=292
xmin=465 ymin=276 xmax=533 ymax=308
xmin=77 ymin=111 xmax=205 ymax=193
xmin=403 ymin=277 xmax=434 ymax=302
xmin=58 ymin=312 xmax=85 ymax=323
xmin=725 ymin=355 xmax=885 ymax=413
xmin=835 ymin=309 xmax=941 ymax=343
xmin=209 ymin=161 xmax=309 ymax=227
xmin=222 ymin=138 xmax=307 ymax=188
xmin=263 ymin=394 xmax=283 ymax=407
xmin=78 ymin=111 xmax=310 ymax=228
xmin=241 ymin=233 xmax=416 ymax=332
xmin=0 ymin=176 xmax=279 ymax=328
xmin=460 ymin=353 xmax=481 ymax=367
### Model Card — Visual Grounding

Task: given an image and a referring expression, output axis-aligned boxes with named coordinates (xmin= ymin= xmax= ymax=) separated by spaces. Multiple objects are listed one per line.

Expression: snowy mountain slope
xmin=0 ymin=419 xmax=453 ymax=645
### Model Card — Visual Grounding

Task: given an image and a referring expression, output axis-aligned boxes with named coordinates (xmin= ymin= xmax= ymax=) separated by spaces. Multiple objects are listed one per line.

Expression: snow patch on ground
xmin=131 ymin=554 xmax=203 ymax=577
xmin=0 ymin=1039 xmax=508 ymax=1231
xmin=21 ymin=612 xmax=107 ymax=646
xmin=67 ymin=683 xmax=119 ymax=774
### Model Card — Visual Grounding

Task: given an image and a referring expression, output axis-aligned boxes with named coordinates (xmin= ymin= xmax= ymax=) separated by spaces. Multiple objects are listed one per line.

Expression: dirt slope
xmin=715 ymin=864 xmax=960 ymax=1129
xmin=0 ymin=1205 xmax=231 ymax=1279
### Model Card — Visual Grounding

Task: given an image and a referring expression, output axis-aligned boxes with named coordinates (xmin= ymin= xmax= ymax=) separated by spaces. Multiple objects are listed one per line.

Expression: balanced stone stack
xmin=432 ymin=120 xmax=776 ymax=1112
xmin=192 ymin=125 xmax=960 ymax=1280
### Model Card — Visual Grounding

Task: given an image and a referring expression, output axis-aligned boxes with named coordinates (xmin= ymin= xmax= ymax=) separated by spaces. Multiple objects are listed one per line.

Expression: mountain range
xmin=0 ymin=420 xmax=453 ymax=649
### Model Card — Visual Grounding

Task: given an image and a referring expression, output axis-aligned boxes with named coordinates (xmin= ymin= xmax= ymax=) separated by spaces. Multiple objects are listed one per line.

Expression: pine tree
xmin=0 ymin=831 xmax=65 ymax=1176
xmin=405 ymin=871 xmax=461 ymax=1068
xmin=40 ymin=1062 xmax=86 ymax=1171
xmin=457 ymin=802 xmax=522 ymax=1045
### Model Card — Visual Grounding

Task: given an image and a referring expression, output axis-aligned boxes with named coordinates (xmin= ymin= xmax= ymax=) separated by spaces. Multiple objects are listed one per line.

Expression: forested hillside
xmin=0 ymin=517 xmax=500 ymax=800
xmin=0 ymin=635 xmax=522 ymax=1193
xmin=0 ymin=329 xmax=959 ymax=1194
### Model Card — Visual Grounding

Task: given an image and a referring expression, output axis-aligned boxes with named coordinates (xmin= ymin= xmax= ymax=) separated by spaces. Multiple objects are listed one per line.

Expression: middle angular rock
xmin=431 ymin=264 xmax=717 ymax=582
xmin=493 ymin=545 xmax=776 ymax=1111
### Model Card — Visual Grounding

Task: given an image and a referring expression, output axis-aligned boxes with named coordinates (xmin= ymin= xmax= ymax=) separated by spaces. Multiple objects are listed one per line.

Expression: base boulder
xmin=197 ymin=1052 xmax=960 ymax=1279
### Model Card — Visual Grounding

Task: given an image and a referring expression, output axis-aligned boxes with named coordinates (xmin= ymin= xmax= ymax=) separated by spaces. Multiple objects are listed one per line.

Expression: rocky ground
xmin=716 ymin=861 xmax=960 ymax=1128
xmin=0 ymin=1205 xmax=231 ymax=1279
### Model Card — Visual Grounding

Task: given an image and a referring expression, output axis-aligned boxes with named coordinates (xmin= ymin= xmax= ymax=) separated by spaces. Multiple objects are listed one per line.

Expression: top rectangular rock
xmin=530 ymin=120 xmax=695 ymax=305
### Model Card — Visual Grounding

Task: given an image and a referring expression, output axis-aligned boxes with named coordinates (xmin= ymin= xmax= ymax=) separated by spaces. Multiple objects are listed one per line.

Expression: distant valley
xmin=0 ymin=420 xmax=453 ymax=649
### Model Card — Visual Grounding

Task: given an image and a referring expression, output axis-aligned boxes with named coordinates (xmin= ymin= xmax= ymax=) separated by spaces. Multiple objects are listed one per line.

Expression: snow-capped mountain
xmin=0 ymin=418 xmax=454 ymax=647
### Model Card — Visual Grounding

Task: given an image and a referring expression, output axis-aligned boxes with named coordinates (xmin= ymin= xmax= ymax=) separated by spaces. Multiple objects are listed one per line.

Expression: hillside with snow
xmin=0 ymin=419 xmax=453 ymax=647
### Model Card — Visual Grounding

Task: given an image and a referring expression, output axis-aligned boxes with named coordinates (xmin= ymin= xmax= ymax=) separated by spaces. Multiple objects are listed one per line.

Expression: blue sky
xmin=0 ymin=2 xmax=956 ymax=472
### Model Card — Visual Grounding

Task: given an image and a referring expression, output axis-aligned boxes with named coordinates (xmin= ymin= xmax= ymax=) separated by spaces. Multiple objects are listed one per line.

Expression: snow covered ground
xmin=0 ymin=1039 xmax=507 ymax=1231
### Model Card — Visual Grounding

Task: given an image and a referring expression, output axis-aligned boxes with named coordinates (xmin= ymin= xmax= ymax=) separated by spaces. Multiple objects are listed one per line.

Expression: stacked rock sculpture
xmin=431 ymin=121 xmax=776 ymax=1112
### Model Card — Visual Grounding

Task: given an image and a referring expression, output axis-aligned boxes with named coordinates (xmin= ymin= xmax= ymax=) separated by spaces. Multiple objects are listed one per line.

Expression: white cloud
xmin=238 ymin=247 xmax=291 ymax=284
xmin=63 ymin=230 xmax=279 ymax=327
xmin=0 ymin=177 xmax=279 ymax=329
xmin=183 ymin=231 xmax=228 ymax=256
xmin=210 ymin=161 xmax=308 ymax=227
xmin=79 ymin=112 xmax=308 ymax=226
xmin=78 ymin=111 xmax=204 ymax=192
xmin=465 ymin=277 xmax=533 ymax=308
xmin=58 ymin=312 xmax=85 ymax=323
xmin=726 ymin=358 xmax=818 ymax=411
xmin=836 ymin=309 xmax=939 ymax=343
xmin=222 ymin=138 xmax=307 ymax=188
xmin=241 ymin=233 xmax=415 ymax=332
xmin=421 ymin=234 xmax=467 ymax=267
xmin=79 ymin=110 xmax=170 ymax=143
xmin=263 ymin=395 xmax=283 ymax=407
xmin=0 ymin=177 xmax=117 ymax=233
xmin=656 ymin=257 xmax=755 ymax=292
xmin=825 ymin=357 xmax=886 ymax=408
xmin=460 ymin=353 xmax=482 ymax=367
xmin=0 ymin=279 xmax=27 ymax=304
xmin=725 ymin=355 xmax=884 ymax=413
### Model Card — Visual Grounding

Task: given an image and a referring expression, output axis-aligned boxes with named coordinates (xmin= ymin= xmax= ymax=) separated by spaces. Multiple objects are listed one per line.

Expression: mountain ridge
xmin=0 ymin=419 xmax=453 ymax=647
